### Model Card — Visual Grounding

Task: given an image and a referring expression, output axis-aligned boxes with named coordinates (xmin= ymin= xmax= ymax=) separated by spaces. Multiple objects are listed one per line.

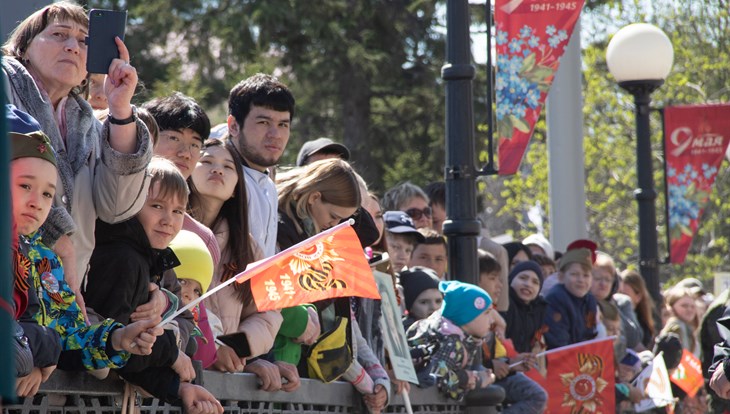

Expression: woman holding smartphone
xmin=1 ymin=3 xmax=151 ymax=317
xmin=1 ymin=4 xmax=223 ymax=414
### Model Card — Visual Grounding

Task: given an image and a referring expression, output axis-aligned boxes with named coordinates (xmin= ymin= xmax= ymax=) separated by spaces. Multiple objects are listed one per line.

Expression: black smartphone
xmin=86 ymin=9 xmax=127 ymax=74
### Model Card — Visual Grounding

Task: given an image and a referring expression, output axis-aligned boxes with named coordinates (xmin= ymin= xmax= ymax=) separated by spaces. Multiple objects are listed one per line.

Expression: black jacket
xmin=84 ymin=218 xmax=190 ymax=404
xmin=501 ymin=287 xmax=548 ymax=353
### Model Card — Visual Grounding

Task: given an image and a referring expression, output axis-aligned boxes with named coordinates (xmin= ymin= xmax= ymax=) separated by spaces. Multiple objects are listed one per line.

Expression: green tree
xmin=250 ymin=0 xmax=447 ymax=190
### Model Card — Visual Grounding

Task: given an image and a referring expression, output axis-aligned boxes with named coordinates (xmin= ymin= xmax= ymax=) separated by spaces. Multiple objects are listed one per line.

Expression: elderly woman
xmin=2 ymin=2 xmax=151 ymax=300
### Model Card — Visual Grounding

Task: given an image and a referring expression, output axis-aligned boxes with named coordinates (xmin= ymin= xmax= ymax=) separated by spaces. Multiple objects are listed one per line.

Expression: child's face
xmin=87 ymin=74 xmax=107 ymax=110
xmin=590 ymin=267 xmax=615 ymax=300
xmin=671 ymin=295 xmax=697 ymax=324
xmin=386 ymin=233 xmax=415 ymax=272
xmin=409 ymin=288 xmax=443 ymax=320
xmin=479 ymin=271 xmax=503 ymax=305
xmin=410 ymin=243 xmax=447 ymax=278
xmin=153 ymin=128 xmax=203 ymax=179
xmin=11 ymin=158 xmax=57 ymax=235
xmin=137 ymin=182 xmax=186 ymax=249
xmin=179 ymin=278 xmax=203 ymax=306
xmin=191 ymin=145 xmax=238 ymax=202
xmin=461 ymin=309 xmax=492 ymax=338
xmin=510 ymin=270 xmax=540 ymax=303
xmin=560 ymin=262 xmax=593 ymax=298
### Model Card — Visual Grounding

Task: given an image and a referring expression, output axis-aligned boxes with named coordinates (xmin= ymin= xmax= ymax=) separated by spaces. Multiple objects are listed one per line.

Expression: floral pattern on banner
xmin=664 ymin=104 xmax=730 ymax=263
xmin=666 ymin=164 xmax=716 ymax=240
xmin=495 ymin=0 xmax=584 ymax=175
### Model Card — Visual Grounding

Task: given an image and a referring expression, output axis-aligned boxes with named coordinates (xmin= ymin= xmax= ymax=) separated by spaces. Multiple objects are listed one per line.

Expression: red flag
xmin=495 ymin=0 xmax=584 ymax=175
xmin=526 ymin=338 xmax=615 ymax=413
xmin=670 ymin=349 xmax=703 ymax=398
xmin=243 ymin=221 xmax=381 ymax=311
xmin=664 ymin=104 xmax=730 ymax=263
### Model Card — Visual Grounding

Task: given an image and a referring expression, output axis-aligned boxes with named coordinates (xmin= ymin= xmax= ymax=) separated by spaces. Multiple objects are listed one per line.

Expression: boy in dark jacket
xmin=84 ymin=157 xmax=222 ymax=412
xmin=543 ymin=247 xmax=599 ymax=349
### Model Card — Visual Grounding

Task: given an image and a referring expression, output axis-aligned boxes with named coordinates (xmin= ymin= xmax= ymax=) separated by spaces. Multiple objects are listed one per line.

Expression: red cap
xmin=566 ymin=239 xmax=598 ymax=263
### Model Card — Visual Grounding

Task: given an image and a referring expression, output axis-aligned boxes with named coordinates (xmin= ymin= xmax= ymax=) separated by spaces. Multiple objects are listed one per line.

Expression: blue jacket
xmin=543 ymin=284 xmax=598 ymax=349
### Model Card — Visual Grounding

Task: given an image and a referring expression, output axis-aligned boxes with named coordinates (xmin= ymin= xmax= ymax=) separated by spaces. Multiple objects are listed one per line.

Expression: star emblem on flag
xmin=559 ymin=354 xmax=610 ymax=413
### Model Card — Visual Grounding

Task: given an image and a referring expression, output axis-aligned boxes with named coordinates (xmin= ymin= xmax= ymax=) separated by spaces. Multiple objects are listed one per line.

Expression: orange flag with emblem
xmin=242 ymin=220 xmax=380 ymax=311
xmin=526 ymin=338 xmax=615 ymax=413
xmin=670 ymin=349 xmax=703 ymax=398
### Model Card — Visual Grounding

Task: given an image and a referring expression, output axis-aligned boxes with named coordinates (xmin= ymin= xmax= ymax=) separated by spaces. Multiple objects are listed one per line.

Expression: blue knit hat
xmin=439 ymin=280 xmax=492 ymax=326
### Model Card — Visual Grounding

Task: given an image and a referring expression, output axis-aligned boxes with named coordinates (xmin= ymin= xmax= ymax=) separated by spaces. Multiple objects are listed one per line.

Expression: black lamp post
xmin=442 ymin=0 xmax=481 ymax=285
xmin=607 ymin=23 xmax=674 ymax=305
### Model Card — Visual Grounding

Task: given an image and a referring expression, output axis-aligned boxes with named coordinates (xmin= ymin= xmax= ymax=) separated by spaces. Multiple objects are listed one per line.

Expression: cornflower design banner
xmin=495 ymin=0 xmax=584 ymax=175
xmin=664 ymin=104 xmax=730 ymax=263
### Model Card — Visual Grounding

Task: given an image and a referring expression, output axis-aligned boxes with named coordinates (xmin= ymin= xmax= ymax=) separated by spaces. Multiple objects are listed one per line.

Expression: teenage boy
xmin=383 ymin=211 xmax=424 ymax=273
xmin=543 ymin=248 xmax=599 ymax=349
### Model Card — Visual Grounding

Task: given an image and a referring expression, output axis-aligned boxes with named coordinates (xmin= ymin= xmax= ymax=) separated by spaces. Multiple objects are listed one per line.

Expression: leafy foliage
xmin=487 ymin=0 xmax=730 ymax=289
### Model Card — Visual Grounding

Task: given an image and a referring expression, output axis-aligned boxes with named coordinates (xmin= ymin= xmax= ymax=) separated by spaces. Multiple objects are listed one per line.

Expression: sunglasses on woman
xmin=405 ymin=207 xmax=432 ymax=220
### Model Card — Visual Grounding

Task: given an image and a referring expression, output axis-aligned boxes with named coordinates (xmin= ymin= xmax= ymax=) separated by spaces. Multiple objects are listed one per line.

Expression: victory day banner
xmin=495 ymin=0 xmax=584 ymax=175
xmin=664 ymin=104 xmax=730 ymax=263
xmin=157 ymin=221 xmax=379 ymax=329
xmin=526 ymin=338 xmax=615 ymax=413
xmin=248 ymin=221 xmax=381 ymax=311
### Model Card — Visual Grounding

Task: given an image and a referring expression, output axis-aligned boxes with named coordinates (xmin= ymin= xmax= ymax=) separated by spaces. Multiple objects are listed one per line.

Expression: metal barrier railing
xmin=2 ymin=370 xmax=503 ymax=414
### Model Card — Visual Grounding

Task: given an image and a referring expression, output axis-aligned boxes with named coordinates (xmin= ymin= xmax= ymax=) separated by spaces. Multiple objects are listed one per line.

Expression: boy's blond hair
xmin=147 ymin=156 xmax=189 ymax=203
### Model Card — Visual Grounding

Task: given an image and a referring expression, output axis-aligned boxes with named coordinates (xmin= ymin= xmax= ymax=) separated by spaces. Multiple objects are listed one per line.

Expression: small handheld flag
xmin=157 ymin=220 xmax=379 ymax=328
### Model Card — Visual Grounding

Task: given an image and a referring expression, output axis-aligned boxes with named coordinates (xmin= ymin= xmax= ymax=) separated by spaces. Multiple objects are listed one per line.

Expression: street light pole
xmin=607 ymin=23 xmax=674 ymax=306
xmin=442 ymin=0 xmax=481 ymax=285
xmin=622 ymin=80 xmax=664 ymax=305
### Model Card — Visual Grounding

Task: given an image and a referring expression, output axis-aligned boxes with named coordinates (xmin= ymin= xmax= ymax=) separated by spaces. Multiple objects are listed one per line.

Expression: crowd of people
xmin=5 ymin=2 xmax=730 ymax=414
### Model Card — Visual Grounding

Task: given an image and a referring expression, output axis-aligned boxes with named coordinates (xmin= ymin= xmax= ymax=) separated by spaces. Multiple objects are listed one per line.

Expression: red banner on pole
xmin=495 ymin=0 xmax=584 ymax=175
xmin=525 ymin=338 xmax=615 ymax=413
xmin=664 ymin=104 xmax=730 ymax=263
